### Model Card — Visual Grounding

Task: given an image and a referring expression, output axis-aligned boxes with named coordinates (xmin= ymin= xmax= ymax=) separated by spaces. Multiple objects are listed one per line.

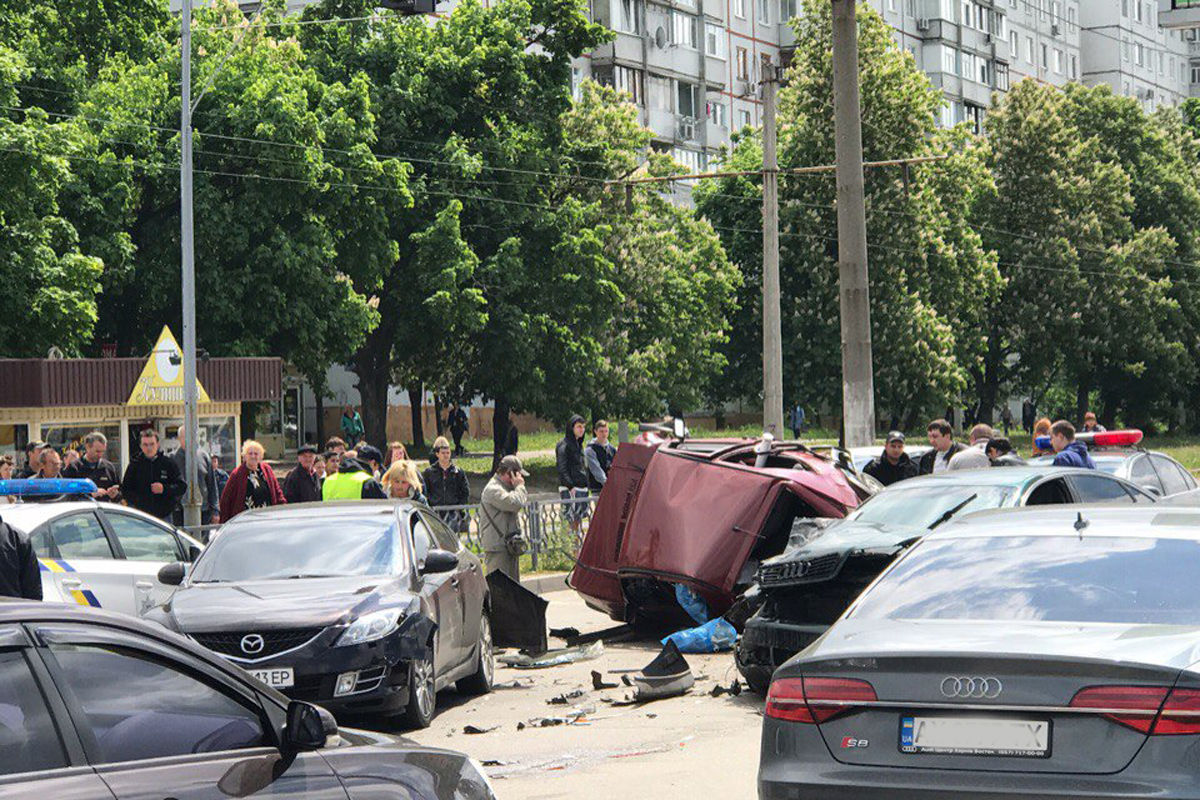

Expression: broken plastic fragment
xmin=592 ymin=670 xmax=618 ymax=690
xmin=547 ymin=689 xmax=586 ymax=705
xmin=549 ymin=626 xmax=581 ymax=640
xmin=498 ymin=640 xmax=604 ymax=669
xmin=463 ymin=725 xmax=498 ymax=734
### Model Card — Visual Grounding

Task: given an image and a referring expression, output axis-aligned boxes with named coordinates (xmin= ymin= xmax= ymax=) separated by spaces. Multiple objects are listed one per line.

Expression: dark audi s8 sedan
xmin=760 ymin=505 xmax=1200 ymax=799
xmin=148 ymin=501 xmax=492 ymax=728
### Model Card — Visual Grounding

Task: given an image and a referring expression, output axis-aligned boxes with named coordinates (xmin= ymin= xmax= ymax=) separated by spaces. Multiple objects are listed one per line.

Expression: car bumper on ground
xmin=759 ymin=719 xmax=1200 ymax=799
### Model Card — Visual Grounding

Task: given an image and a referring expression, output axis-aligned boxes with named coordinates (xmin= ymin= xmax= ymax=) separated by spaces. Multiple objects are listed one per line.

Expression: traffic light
xmin=379 ymin=0 xmax=437 ymax=13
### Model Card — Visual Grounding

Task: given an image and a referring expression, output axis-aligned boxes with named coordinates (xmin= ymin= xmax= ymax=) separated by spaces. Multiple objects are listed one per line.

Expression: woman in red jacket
xmin=219 ymin=440 xmax=286 ymax=521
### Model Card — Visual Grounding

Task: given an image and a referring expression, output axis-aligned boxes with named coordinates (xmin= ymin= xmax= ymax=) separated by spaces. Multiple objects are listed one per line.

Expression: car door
xmin=1067 ymin=473 xmax=1138 ymax=504
xmin=1150 ymin=454 xmax=1192 ymax=497
xmin=1022 ymin=477 xmax=1073 ymax=506
xmin=0 ymin=626 xmax=116 ymax=799
xmin=97 ymin=510 xmax=186 ymax=616
xmin=423 ymin=510 xmax=481 ymax=664
xmin=410 ymin=513 xmax=462 ymax=675
xmin=1129 ymin=454 xmax=1165 ymax=496
xmin=31 ymin=512 xmax=134 ymax=615
xmin=31 ymin=624 xmax=347 ymax=800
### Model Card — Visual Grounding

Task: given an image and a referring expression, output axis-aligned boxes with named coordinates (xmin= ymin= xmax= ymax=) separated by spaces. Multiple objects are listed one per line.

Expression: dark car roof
xmin=928 ymin=504 xmax=1200 ymax=541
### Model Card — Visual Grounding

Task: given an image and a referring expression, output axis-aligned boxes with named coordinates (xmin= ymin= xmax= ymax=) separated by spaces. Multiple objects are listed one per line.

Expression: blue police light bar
xmin=0 ymin=478 xmax=97 ymax=497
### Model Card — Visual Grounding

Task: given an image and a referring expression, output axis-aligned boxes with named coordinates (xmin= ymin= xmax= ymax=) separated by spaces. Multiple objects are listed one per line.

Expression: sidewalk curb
xmin=519 ymin=573 xmax=570 ymax=595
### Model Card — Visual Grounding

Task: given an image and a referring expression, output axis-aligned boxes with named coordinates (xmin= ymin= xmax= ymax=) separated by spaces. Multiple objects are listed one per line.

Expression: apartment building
xmin=1080 ymin=0 xmax=1190 ymax=110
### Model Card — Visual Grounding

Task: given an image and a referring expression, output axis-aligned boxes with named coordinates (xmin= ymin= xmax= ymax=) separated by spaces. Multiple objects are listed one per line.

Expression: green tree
xmin=697 ymin=0 xmax=999 ymax=428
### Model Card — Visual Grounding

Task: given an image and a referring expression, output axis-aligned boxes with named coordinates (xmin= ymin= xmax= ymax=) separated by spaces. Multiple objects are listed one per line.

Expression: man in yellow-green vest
xmin=322 ymin=448 xmax=387 ymax=501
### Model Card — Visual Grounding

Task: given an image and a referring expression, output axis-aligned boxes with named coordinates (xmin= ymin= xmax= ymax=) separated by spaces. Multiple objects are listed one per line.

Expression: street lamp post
xmin=181 ymin=0 xmax=201 ymax=529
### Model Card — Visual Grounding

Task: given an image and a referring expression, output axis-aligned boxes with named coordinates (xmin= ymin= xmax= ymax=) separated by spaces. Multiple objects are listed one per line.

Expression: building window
xmin=1135 ymin=42 xmax=1144 ymax=68
xmin=1053 ymin=48 xmax=1063 ymax=75
xmin=1192 ymin=65 xmax=1200 ymax=84
xmin=942 ymin=44 xmax=958 ymax=75
xmin=1135 ymin=0 xmax=1143 ymax=23
xmin=995 ymin=61 xmax=1010 ymax=90
xmin=1123 ymin=38 xmax=1130 ymax=62
xmin=611 ymin=0 xmax=639 ymax=33
xmin=965 ymin=103 xmax=985 ymax=134
xmin=707 ymin=100 xmax=727 ymax=127
xmin=671 ymin=11 xmax=697 ymax=48
xmin=758 ymin=0 xmax=770 ymax=25
xmin=736 ymin=46 xmax=749 ymax=80
xmin=1070 ymin=54 xmax=1078 ymax=80
xmin=1122 ymin=0 xmax=1129 ymax=18
xmin=738 ymin=108 xmax=752 ymax=128
xmin=1159 ymin=52 xmax=1165 ymax=75
xmin=1025 ymin=36 xmax=1034 ymax=64
xmin=613 ymin=65 xmax=644 ymax=104
xmin=1040 ymin=43 xmax=1048 ymax=69
xmin=1067 ymin=6 xmax=1076 ymax=32
xmin=1009 ymin=29 xmax=1018 ymax=55
xmin=676 ymin=80 xmax=700 ymax=117
xmin=647 ymin=75 xmax=672 ymax=110
xmin=571 ymin=67 xmax=583 ymax=100
xmin=705 ymin=23 xmax=726 ymax=58
xmin=780 ymin=0 xmax=798 ymax=20
xmin=672 ymin=148 xmax=706 ymax=173
xmin=734 ymin=0 xmax=746 ymax=18
xmin=888 ymin=0 xmax=897 ymax=10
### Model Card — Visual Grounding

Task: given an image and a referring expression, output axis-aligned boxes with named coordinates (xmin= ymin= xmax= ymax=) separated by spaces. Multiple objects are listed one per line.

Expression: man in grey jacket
xmin=479 ymin=456 xmax=529 ymax=580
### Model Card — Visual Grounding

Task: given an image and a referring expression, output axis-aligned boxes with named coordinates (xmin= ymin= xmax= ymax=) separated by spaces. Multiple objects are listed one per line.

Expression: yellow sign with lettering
xmin=126 ymin=326 xmax=211 ymax=406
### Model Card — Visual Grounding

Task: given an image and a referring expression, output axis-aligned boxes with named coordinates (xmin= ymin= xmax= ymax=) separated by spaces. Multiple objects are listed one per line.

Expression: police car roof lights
xmin=1034 ymin=429 xmax=1144 ymax=451
xmin=0 ymin=478 xmax=98 ymax=497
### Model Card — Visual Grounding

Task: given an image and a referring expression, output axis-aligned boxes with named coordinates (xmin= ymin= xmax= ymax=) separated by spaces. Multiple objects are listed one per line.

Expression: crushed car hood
xmin=165 ymin=576 xmax=410 ymax=631
xmin=756 ymin=520 xmax=924 ymax=586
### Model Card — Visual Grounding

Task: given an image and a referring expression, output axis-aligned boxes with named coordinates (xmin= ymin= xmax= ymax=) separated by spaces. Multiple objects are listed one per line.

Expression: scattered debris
xmin=621 ymin=674 xmax=634 ymax=687
xmin=463 ymin=725 xmax=498 ymax=735
xmin=661 ymin=617 xmax=738 ymax=654
xmin=674 ymin=584 xmax=710 ymax=625
xmin=710 ymin=680 xmax=743 ymax=698
xmin=646 ymin=713 xmax=657 ymax=719
xmin=493 ymin=678 xmax=536 ymax=690
xmin=525 ymin=709 xmax=593 ymax=727
xmin=549 ymin=626 xmax=581 ymax=640
xmin=487 ymin=570 xmax=549 ymax=654
xmin=547 ymin=689 xmax=586 ymax=705
xmin=606 ymin=641 xmax=697 ymax=705
xmin=591 ymin=670 xmax=618 ymax=690
xmin=499 ymin=640 xmax=604 ymax=669
xmin=516 ymin=722 xmax=526 ymax=731
xmin=561 ymin=623 xmax=638 ymax=647
xmin=480 ymin=760 xmax=506 ymax=767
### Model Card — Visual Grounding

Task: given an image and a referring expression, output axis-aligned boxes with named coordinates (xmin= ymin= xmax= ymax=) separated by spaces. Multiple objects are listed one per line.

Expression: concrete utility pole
xmin=761 ymin=61 xmax=784 ymax=439
xmin=181 ymin=0 xmax=201 ymax=529
xmin=831 ymin=0 xmax=876 ymax=448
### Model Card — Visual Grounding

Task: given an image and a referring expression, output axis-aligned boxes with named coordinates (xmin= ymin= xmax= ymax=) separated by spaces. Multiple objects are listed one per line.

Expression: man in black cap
xmin=0 ymin=514 xmax=42 ymax=600
xmin=282 ymin=444 xmax=322 ymax=504
xmin=863 ymin=431 xmax=920 ymax=487
xmin=15 ymin=441 xmax=46 ymax=479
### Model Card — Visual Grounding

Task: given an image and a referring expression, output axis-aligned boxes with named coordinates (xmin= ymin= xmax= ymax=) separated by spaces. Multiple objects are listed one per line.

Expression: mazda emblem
xmin=240 ymin=634 xmax=265 ymax=655
xmin=940 ymin=676 xmax=1002 ymax=699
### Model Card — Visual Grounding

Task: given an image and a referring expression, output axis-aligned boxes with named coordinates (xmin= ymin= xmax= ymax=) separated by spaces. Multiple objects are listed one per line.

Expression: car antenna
xmin=1074 ymin=512 xmax=1089 ymax=540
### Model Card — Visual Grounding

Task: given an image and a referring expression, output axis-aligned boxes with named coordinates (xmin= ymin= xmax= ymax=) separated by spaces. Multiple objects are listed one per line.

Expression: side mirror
xmin=283 ymin=700 xmax=335 ymax=751
xmin=187 ymin=544 xmax=203 ymax=563
xmin=672 ymin=416 xmax=687 ymax=439
xmin=157 ymin=562 xmax=187 ymax=586
xmin=421 ymin=549 xmax=459 ymax=575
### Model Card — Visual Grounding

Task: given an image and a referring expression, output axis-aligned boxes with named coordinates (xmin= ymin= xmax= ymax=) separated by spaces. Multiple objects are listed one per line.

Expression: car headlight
xmin=336 ymin=609 xmax=402 ymax=647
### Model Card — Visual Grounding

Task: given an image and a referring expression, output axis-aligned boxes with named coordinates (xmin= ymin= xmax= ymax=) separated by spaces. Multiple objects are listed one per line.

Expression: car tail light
xmin=1070 ymin=686 xmax=1169 ymax=734
xmin=765 ymin=677 xmax=877 ymax=724
xmin=1153 ymin=688 xmax=1200 ymax=735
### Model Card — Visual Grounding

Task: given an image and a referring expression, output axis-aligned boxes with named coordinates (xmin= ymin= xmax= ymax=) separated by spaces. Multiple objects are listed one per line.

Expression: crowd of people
xmin=864 ymin=415 xmax=1097 ymax=487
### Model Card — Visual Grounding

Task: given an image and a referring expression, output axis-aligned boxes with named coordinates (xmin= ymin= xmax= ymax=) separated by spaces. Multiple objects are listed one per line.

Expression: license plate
xmin=248 ymin=667 xmax=294 ymax=689
xmin=900 ymin=716 xmax=1050 ymax=758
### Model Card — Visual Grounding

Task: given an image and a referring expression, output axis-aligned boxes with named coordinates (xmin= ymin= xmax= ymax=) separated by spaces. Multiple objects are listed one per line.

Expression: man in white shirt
xmin=949 ymin=424 xmax=995 ymax=471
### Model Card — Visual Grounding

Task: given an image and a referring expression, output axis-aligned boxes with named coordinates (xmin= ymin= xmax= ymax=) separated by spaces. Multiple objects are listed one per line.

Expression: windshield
xmin=850 ymin=536 xmax=1200 ymax=625
xmin=846 ymin=485 xmax=1015 ymax=529
xmin=190 ymin=515 xmax=404 ymax=583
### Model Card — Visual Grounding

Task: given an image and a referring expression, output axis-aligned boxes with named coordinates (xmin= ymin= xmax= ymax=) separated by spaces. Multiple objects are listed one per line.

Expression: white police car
xmin=0 ymin=479 xmax=203 ymax=617
xmin=1030 ymin=429 xmax=1198 ymax=499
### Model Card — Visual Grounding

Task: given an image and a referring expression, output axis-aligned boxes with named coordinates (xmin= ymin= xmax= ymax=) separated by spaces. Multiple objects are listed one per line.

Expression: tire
xmin=457 ymin=612 xmax=495 ymax=695
xmin=401 ymin=646 xmax=436 ymax=729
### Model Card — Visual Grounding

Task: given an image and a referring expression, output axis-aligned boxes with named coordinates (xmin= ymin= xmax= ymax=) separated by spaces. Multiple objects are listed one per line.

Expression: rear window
xmin=850 ymin=536 xmax=1200 ymax=625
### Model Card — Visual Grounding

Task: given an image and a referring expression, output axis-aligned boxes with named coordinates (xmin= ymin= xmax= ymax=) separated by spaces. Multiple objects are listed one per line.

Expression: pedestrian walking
xmin=423 ymin=437 xmax=470 ymax=530
xmin=1050 ymin=421 xmax=1096 ymax=469
xmin=949 ymin=424 xmax=994 ymax=471
xmin=863 ymin=432 xmax=920 ymax=486
xmin=447 ymin=404 xmax=469 ymax=456
xmin=479 ymin=456 xmax=529 ymax=581
xmin=1000 ymin=406 xmax=1014 ymax=437
xmin=211 ymin=454 xmax=230 ymax=503
xmin=1021 ymin=400 xmax=1035 ymax=435
xmin=340 ymin=406 xmax=365 ymax=445
xmin=1031 ymin=418 xmax=1053 ymax=457
xmin=322 ymin=452 xmax=387 ymax=500
xmin=556 ymin=414 xmax=590 ymax=535
xmin=1081 ymin=411 xmax=1106 ymax=433
xmin=219 ymin=440 xmax=286 ymax=521
xmin=121 ymin=429 xmax=187 ymax=521
xmin=383 ymin=460 xmax=427 ymax=504
xmin=63 ymin=431 xmax=121 ymax=502
xmin=919 ymin=419 xmax=965 ymax=475
xmin=0 ymin=456 xmax=19 ymax=505
xmin=585 ymin=420 xmax=617 ymax=492
xmin=281 ymin=444 xmax=322 ymax=504
xmin=171 ymin=430 xmax=217 ymax=526
xmin=502 ymin=420 xmax=520 ymax=457
xmin=787 ymin=405 xmax=806 ymax=439
xmin=15 ymin=441 xmax=45 ymax=479
xmin=0 ymin=516 xmax=41 ymax=600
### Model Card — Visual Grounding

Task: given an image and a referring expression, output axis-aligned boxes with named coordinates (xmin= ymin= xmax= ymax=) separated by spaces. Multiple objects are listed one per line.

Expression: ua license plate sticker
xmin=249 ymin=667 xmax=295 ymax=689
xmin=900 ymin=716 xmax=1051 ymax=758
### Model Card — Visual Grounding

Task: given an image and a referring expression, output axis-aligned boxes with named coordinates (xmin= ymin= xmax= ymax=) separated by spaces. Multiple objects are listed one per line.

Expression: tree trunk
xmin=409 ymin=384 xmax=425 ymax=449
xmin=433 ymin=393 xmax=444 ymax=438
xmin=492 ymin=395 xmax=511 ymax=473
xmin=351 ymin=327 xmax=393 ymax=450
xmin=315 ymin=391 xmax=325 ymax=448
xmin=1075 ymin=376 xmax=1090 ymax=424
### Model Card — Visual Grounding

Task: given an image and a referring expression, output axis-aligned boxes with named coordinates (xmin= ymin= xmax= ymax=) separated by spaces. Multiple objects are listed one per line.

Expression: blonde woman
xmin=386 ymin=441 xmax=409 ymax=466
xmin=219 ymin=440 xmax=286 ymax=521
xmin=382 ymin=460 xmax=427 ymax=505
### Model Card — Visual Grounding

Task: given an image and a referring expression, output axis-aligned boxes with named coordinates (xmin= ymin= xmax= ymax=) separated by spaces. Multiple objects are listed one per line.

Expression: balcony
xmin=1159 ymin=0 xmax=1200 ymax=30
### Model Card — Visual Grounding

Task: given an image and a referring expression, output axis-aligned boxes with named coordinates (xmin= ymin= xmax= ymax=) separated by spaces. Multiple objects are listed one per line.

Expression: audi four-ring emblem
xmin=940 ymin=676 xmax=1002 ymax=699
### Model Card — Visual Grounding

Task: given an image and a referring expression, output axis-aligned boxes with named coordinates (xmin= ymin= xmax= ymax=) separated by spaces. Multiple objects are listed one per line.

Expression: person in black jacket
xmin=918 ymin=419 xmax=966 ymax=475
xmin=63 ymin=431 xmax=121 ymax=502
xmin=556 ymin=414 xmax=589 ymax=535
xmin=171 ymin=430 xmax=218 ymax=525
xmin=863 ymin=432 xmax=919 ymax=487
xmin=0 ymin=518 xmax=42 ymax=600
xmin=422 ymin=437 xmax=470 ymax=531
xmin=585 ymin=420 xmax=617 ymax=493
xmin=281 ymin=444 xmax=322 ymax=504
xmin=121 ymin=429 xmax=187 ymax=521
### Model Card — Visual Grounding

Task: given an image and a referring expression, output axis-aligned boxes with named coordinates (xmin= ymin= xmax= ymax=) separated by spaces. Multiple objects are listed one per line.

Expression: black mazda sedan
xmin=147 ymin=501 xmax=492 ymax=728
